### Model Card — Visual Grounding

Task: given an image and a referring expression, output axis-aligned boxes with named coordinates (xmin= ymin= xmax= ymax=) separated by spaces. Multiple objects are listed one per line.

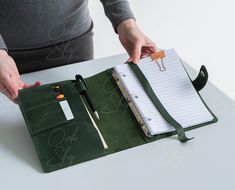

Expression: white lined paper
xmin=114 ymin=49 xmax=214 ymax=135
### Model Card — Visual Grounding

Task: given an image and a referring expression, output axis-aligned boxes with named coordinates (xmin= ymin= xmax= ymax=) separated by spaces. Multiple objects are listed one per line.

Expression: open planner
xmin=18 ymin=48 xmax=218 ymax=172
xmin=113 ymin=49 xmax=215 ymax=137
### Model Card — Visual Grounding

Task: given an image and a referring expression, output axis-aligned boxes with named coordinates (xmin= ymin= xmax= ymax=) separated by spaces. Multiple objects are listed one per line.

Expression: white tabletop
xmin=0 ymin=54 xmax=234 ymax=190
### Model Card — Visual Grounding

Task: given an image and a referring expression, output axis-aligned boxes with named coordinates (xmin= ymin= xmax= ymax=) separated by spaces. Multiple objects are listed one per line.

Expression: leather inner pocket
xmin=25 ymin=100 xmax=69 ymax=136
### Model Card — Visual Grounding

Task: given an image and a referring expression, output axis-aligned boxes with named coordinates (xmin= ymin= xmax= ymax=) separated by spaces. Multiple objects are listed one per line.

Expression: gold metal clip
xmin=151 ymin=51 xmax=166 ymax=72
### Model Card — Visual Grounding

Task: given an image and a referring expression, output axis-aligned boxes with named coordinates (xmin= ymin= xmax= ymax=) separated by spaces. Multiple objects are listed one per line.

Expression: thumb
xmin=1 ymin=76 xmax=18 ymax=100
xmin=131 ymin=42 xmax=142 ymax=64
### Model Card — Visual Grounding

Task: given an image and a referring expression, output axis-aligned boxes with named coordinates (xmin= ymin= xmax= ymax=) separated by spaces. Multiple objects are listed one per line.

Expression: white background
xmin=89 ymin=0 xmax=235 ymax=100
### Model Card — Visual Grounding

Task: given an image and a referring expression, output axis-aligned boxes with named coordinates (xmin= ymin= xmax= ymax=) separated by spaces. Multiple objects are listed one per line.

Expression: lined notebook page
xmin=114 ymin=49 xmax=214 ymax=135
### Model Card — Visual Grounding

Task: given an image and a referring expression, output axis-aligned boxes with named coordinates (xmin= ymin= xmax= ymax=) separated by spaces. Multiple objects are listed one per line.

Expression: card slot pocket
xmin=19 ymin=85 xmax=56 ymax=109
xmin=24 ymin=100 xmax=69 ymax=136
xmin=58 ymin=84 xmax=91 ymax=120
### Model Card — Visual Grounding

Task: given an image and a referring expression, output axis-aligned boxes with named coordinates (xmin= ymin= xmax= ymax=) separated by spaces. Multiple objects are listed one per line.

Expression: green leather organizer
xmin=18 ymin=64 xmax=218 ymax=172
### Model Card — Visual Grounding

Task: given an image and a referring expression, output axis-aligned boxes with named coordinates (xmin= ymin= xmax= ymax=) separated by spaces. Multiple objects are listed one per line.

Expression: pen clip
xmin=76 ymin=74 xmax=88 ymax=88
xmin=75 ymin=74 xmax=88 ymax=93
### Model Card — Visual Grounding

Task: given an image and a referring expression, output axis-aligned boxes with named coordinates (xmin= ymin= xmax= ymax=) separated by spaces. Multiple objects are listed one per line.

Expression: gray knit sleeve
xmin=0 ymin=34 xmax=7 ymax=51
xmin=100 ymin=0 xmax=135 ymax=33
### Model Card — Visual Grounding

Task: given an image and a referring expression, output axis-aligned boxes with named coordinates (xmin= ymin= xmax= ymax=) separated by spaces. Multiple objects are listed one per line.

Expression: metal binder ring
xmin=142 ymin=117 xmax=152 ymax=122
xmin=117 ymin=72 xmax=126 ymax=77
xmin=129 ymin=94 xmax=138 ymax=99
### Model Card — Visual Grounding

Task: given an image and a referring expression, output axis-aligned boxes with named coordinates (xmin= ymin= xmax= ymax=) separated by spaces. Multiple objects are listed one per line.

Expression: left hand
xmin=0 ymin=50 xmax=41 ymax=103
xmin=117 ymin=18 xmax=157 ymax=64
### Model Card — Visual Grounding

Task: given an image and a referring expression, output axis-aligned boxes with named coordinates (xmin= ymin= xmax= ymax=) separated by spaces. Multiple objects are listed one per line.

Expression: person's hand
xmin=117 ymin=18 xmax=157 ymax=64
xmin=0 ymin=50 xmax=41 ymax=103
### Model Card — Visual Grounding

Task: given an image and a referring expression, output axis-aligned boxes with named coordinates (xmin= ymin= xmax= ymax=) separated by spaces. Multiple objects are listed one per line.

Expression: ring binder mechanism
xmin=112 ymin=71 xmax=152 ymax=137
xmin=119 ymin=72 xmax=127 ymax=77
xmin=126 ymin=94 xmax=138 ymax=102
xmin=143 ymin=117 xmax=152 ymax=122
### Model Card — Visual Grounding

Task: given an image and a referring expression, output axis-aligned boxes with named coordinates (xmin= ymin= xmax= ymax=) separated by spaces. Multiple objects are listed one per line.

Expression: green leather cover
xmin=18 ymin=66 xmax=217 ymax=172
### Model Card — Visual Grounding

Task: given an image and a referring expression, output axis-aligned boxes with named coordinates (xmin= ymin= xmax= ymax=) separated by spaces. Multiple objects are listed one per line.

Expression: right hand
xmin=0 ymin=50 xmax=41 ymax=103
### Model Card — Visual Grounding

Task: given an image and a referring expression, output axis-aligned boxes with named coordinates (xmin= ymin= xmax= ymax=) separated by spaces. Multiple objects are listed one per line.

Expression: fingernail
xmin=35 ymin=81 xmax=41 ymax=86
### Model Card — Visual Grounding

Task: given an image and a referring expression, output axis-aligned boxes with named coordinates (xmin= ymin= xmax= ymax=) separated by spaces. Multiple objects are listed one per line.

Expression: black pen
xmin=75 ymin=75 xmax=100 ymax=120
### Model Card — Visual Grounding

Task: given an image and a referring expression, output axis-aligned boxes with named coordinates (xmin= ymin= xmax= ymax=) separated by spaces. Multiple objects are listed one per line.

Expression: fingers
xmin=140 ymin=53 xmax=149 ymax=59
xmin=0 ymin=84 xmax=11 ymax=99
xmin=131 ymin=42 xmax=142 ymax=64
xmin=126 ymin=57 xmax=132 ymax=63
xmin=23 ymin=81 xmax=41 ymax=89
xmin=127 ymin=53 xmax=152 ymax=63
xmin=131 ymin=41 xmax=157 ymax=64
xmin=117 ymin=19 xmax=157 ymax=64
xmin=0 ymin=52 xmax=27 ymax=102
xmin=142 ymin=46 xmax=156 ymax=54
xmin=127 ymin=44 xmax=157 ymax=63
xmin=1 ymin=75 xmax=19 ymax=100
xmin=1 ymin=87 xmax=17 ymax=103
xmin=0 ymin=76 xmax=41 ymax=102
xmin=0 ymin=57 xmax=23 ymax=101
xmin=0 ymin=82 xmax=18 ymax=103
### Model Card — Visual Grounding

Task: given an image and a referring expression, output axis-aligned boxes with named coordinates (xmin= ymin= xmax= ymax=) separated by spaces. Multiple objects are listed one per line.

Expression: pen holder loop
xmin=192 ymin=65 xmax=208 ymax=91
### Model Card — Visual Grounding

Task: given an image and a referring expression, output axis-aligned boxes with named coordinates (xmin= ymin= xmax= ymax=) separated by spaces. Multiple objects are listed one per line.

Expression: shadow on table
xmin=0 ymin=120 xmax=43 ymax=173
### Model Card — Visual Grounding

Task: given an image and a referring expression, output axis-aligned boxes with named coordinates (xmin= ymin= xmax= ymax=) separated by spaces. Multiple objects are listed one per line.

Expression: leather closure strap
xmin=192 ymin=65 xmax=208 ymax=91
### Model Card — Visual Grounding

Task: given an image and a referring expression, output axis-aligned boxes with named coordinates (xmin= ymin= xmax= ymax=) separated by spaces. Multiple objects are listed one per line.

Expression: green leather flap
xmin=18 ymin=82 xmax=71 ymax=136
xmin=18 ymin=81 xmax=106 ymax=172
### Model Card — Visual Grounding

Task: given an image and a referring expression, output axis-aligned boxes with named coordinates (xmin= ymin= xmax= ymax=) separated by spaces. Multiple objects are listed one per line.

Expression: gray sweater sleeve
xmin=0 ymin=34 xmax=7 ymax=50
xmin=100 ymin=0 xmax=135 ymax=33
